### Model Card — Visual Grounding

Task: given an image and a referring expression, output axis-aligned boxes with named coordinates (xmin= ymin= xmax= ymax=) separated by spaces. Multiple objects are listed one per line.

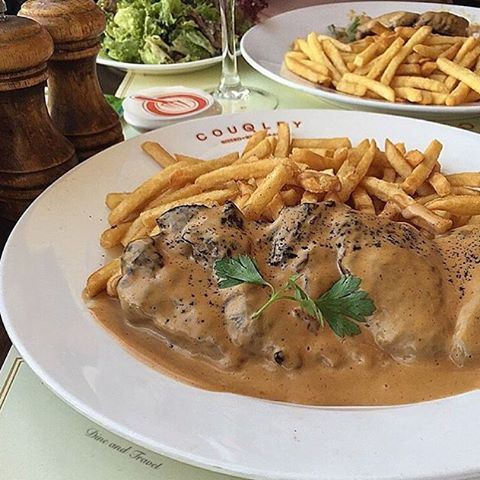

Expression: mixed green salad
xmin=98 ymin=0 xmax=267 ymax=64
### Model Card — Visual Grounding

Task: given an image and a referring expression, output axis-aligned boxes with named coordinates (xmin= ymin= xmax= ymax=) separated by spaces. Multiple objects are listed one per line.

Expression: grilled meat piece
xmin=115 ymin=202 xmax=480 ymax=371
xmin=356 ymin=11 xmax=419 ymax=39
xmin=414 ymin=11 xmax=469 ymax=36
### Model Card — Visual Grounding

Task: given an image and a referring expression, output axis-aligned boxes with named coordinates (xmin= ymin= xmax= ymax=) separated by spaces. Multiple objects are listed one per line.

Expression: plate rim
xmin=3 ymin=109 xmax=480 ymax=480
xmin=97 ymin=53 xmax=223 ymax=74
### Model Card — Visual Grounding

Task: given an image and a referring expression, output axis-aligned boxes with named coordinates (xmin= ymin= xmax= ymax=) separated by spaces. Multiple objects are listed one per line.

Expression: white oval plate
xmin=241 ymin=2 xmax=480 ymax=118
xmin=97 ymin=53 xmax=222 ymax=75
xmin=2 ymin=110 xmax=480 ymax=480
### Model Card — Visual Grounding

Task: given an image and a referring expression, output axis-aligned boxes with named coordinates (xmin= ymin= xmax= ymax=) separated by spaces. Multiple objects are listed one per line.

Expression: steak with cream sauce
xmin=89 ymin=202 xmax=480 ymax=405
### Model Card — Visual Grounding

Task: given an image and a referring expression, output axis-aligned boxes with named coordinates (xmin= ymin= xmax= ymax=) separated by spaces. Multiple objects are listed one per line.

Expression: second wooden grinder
xmin=20 ymin=0 xmax=124 ymax=161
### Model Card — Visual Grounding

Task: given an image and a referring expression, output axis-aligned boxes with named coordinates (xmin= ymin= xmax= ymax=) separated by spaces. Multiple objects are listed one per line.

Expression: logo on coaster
xmin=135 ymin=93 xmax=209 ymax=117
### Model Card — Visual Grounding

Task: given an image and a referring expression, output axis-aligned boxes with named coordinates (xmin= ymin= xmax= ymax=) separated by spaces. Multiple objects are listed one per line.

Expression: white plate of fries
xmin=3 ymin=109 xmax=480 ymax=480
xmin=241 ymin=1 xmax=480 ymax=118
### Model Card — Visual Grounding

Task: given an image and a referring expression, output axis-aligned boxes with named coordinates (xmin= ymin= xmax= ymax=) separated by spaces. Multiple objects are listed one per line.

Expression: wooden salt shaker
xmin=20 ymin=0 xmax=124 ymax=161
xmin=0 ymin=5 xmax=77 ymax=221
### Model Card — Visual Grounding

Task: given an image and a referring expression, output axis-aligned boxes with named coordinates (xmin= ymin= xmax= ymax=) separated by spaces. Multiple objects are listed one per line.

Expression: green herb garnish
xmin=315 ymin=275 xmax=375 ymax=337
xmin=327 ymin=16 xmax=360 ymax=43
xmin=214 ymin=255 xmax=270 ymax=289
xmin=345 ymin=16 xmax=361 ymax=43
xmin=214 ymin=255 xmax=376 ymax=338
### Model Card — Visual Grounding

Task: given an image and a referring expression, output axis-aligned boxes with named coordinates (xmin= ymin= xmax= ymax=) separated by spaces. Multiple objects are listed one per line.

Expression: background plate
xmin=97 ymin=53 xmax=222 ymax=75
xmin=2 ymin=110 xmax=480 ymax=480
xmin=241 ymin=2 xmax=480 ymax=118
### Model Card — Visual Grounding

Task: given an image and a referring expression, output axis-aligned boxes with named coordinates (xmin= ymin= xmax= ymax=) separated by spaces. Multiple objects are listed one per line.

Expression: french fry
xmin=420 ymin=62 xmax=437 ymax=76
xmin=141 ymin=141 xmax=176 ymax=167
xmin=106 ymin=271 xmax=121 ymax=297
xmin=146 ymin=183 xmax=203 ymax=209
xmin=317 ymin=35 xmax=352 ymax=52
xmin=323 ymin=39 xmax=348 ymax=75
xmin=351 ymin=186 xmax=375 ymax=215
xmin=100 ymin=222 xmax=133 ymax=249
xmin=301 ymin=191 xmax=321 ymax=204
xmin=429 ymin=73 xmax=447 ymax=82
xmin=429 ymin=172 xmax=451 ymax=197
xmin=243 ymin=130 xmax=267 ymax=154
xmin=396 ymin=64 xmax=421 ymax=75
xmin=451 ymin=186 xmax=480 ymax=195
xmin=285 ymin=56 xmax=329 ymax=84
xmin=362 ymin=176 xmax=452 ymax=234
xmin=285 ymin=51 xmax=307 ymax=60
xmin=280 ymin=188 xmax=303 ymax=206
xmin=299 ymin=59 xmax=330 ymax=76
xmin=85 ymin=258 xmax=121 ymax=298
xmin=445 ymin=43 xmax=480 ymax=91
xmin=243 ymin=162 xmax=293 ymax=220
xmin=370 ymin=21 xmax=391 ymax=36
xmin=404 ymin=206 xmax=453 ymax=234
xmin=404 ymin=52 xmax=422 ymax=64
xmin=447 ymin=81 xmax=472 ymax=106
xmin=425 ymin=195 xmax=480 ymax=215
xmin=174 ymin=154 xmax=203 ymax=163
xmin=466 ymin=91 xmax=480 ymax=103
xmin=195 ymin=158 xmax=279 ymax=189
xmin=108 ymin=159 xmax=203 ymax=226
xmin=105 ymin=192 xmax=128 ymax=210
xmin=379 ymin=201 xmax=400 ymax=219
xmin=425 ymin=35 xmax=467 ymax=45
xmin=264 ymin=194 xmax=285 ymax=220
xmin=381 ymin=26 xmax=432 ymax=85
xmin=402 ymin=140 xmax=442 ymax=195
xmin=306 ymin=32 xmax=341 ymax=81
xmin=168 ymin=152 xmax=239 ymax=188
xmin=354 ymin=41 xmax=382 ymax=68
xmin=437 ymin=58 xmax=480 ymax=95
xmin=296 ymin=38 xmax=315 ymax=58
xmin=385 ymin=139 xmax=412 ymax=178
xmin=438 ymin=41 xmax=463 ymax=60
xmin=337 ymin=141 xmax=376 ymax=202
xmin=445 ymin=173 xmax=480 ymax=187
xmin=394 ymin=87 xmax=423 ymax=103
xmin=366 ymin=38 xmax=405 ymax=81
xmin=394 ymin=26 xmax=417 ymax=39
xmin=413 ymin=44 xmax=450 ymax=58
xmin=391 ymin=76 xmax=448 ymax=93
xmin=342 ymin=73 xmax=395 ymax=102
xmin=141 ymin=187 xmax=238 ymax=230
xmin=275 ymin=122 xmax=291 ymax=157
xmin=122 ymin=216 xmax=148 ymax=246
xmin=291 ymin=137 xmax=352 ymax=149
xmin=290 ymin=149 xmax=340 ymax=171
xmin=297 ymin=171 xmax=340 ymax=193
xmin=418 ymin=91 xmax=448 ymax=105
xmin=350 ymin=37 xmax=375 ymax=53
xmin=336 ymin=80 xmax=367 ymax=97
xmin=405 ymin=150 xmax=424 ymax=167
xmin=468 ymin=215 xmax=480 ymax=225
xmin=382 ymin=167 xmax=396 ymax=182
xmin=240 ymin=137 xmax=272 ymax=161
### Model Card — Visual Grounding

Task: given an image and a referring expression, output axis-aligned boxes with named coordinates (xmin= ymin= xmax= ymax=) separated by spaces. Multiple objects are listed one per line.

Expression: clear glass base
xmin=212 ymin=86 xmax=279 ymax=114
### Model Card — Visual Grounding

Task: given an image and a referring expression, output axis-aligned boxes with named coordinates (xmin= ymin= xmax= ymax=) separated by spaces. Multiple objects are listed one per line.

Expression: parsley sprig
xmin=214 ymin=255 xmax=375 ymax=338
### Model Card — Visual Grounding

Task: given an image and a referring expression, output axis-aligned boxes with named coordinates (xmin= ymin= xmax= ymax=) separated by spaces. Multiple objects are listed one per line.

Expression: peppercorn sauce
xmin=88 ymin=202 xmax=480 ymax=405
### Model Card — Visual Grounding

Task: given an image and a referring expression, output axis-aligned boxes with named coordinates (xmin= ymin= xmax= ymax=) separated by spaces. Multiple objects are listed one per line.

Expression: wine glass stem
xmin=217 ymin=0 xmax=244 ymax=94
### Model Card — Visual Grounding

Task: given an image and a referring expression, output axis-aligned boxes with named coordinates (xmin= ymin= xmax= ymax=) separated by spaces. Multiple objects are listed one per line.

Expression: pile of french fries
xmin=285 ymin=24 xmax=480 ymax=106
xmin=85 ymin=123 xmax=480 ymax=298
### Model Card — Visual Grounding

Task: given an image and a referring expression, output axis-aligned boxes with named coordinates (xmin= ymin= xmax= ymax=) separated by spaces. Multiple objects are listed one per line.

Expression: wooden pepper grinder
xmin=0 ymin=4 xmax=77 ymax=221
xmin=20 ymin=0 xmax=124 ymax=161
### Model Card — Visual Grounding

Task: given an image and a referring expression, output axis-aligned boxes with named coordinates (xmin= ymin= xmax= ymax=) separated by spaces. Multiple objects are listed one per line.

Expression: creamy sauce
xmin=88 ymin=202 xmax=480 ymax=406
